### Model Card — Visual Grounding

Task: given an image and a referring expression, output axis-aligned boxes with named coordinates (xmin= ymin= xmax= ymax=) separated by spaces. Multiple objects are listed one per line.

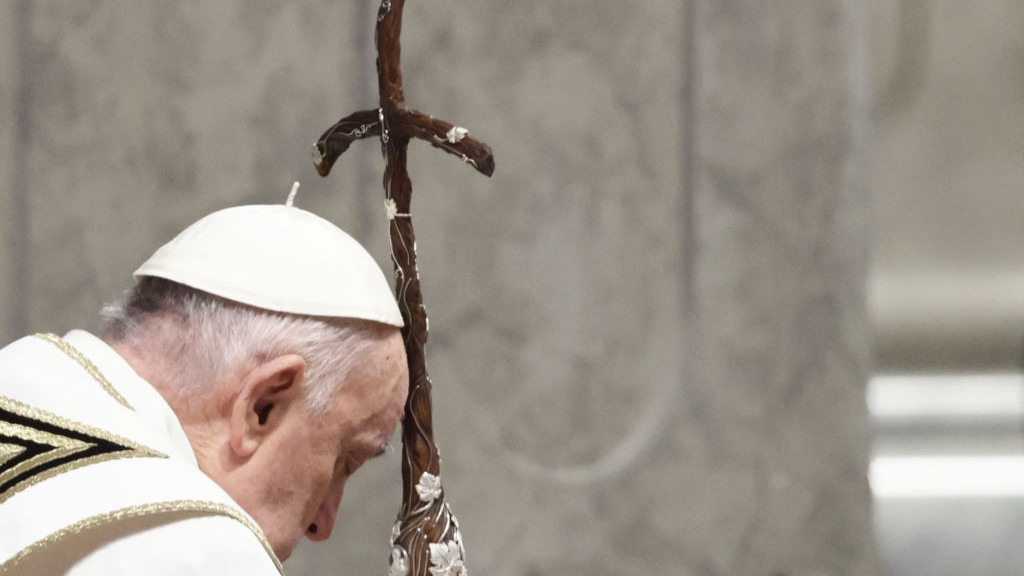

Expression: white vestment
xmin=0 ymin=331 xmax=285 ymax=575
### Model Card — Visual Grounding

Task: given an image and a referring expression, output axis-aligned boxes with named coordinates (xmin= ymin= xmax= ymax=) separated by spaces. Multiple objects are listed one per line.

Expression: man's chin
xmin=270 ymin=535 xmax=300 ymax=563
xmin=274 ymin=544 xmax=294 ymax=563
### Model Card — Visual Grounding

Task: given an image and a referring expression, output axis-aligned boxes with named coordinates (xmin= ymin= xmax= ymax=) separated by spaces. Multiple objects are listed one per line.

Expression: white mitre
xmin=134 ymin=185 xmax=403 ymax=327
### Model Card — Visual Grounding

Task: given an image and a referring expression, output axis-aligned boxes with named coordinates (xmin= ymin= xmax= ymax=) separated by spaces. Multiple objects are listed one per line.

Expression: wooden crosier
xmin=312 ymin=2 xmax=493 ymax=576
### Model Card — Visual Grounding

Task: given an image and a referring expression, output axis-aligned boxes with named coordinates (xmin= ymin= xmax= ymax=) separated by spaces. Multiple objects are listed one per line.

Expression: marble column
xmin=686 ymin=1 xmax=880 ymax=574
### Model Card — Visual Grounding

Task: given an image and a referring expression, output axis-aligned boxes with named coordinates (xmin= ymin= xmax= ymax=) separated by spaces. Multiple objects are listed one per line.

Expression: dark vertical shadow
xmin=680 ymin=0 xmax=698 ymax=318
xmin=873 ymin=0 xmax=930 ymax=121
xmin=9 ymin=0 xmax=34 ymax=339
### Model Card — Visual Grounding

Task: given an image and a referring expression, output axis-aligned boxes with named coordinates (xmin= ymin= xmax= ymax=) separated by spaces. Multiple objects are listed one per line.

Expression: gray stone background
xmin=1 ymin=1 xmax=1020 ymax=576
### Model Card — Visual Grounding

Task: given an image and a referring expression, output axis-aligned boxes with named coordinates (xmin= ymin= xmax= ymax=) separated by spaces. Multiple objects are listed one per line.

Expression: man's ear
xmin=228 ymin=354 xmax=306 ymax=459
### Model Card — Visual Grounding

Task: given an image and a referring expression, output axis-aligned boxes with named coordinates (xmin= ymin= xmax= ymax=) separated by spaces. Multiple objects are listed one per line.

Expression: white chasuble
xmin=0 ymin=331 xmax=284 ymax=575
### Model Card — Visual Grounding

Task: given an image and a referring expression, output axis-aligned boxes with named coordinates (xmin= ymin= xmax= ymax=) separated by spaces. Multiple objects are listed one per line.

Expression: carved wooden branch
xmin=312 ymin=2 xmax=493 ymax=576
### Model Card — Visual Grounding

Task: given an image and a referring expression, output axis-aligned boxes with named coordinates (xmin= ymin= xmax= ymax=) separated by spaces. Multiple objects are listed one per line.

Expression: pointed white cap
xmin=134 ymin=204 xmax=403 ymax=327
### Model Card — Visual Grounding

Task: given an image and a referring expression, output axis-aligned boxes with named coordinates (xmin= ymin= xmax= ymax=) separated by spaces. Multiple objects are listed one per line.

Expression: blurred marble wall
xmin=868 ymin=0 xmax=1024 ymax=372
xmin=0 ymin=2 xmax=879 ymax=576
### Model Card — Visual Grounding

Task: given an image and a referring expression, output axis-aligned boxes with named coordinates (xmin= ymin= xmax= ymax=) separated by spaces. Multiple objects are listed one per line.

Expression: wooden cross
xmin=313 ymin=2 xmax=493 ymax=575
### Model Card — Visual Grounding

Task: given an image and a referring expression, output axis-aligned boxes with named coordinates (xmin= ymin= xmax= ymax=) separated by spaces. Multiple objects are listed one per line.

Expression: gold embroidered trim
xmin=0 ymin=499 xmax=285 ymax=574
xmin=33 ymin=333 xmax=133 ymax=410
xmin=0 ymin=396 xmax=166 ymax=506
xmin=0 ymin=443 xmax=25 ymax=469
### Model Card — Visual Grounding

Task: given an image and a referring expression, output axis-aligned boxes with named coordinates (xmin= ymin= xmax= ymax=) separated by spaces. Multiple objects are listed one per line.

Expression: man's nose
xmin=306 ymin=481 xmax=346 ymax=542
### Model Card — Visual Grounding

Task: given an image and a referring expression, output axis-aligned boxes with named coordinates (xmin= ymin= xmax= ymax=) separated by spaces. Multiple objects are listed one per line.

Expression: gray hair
xmin=100 ymin=277 xmax=398 ymax=414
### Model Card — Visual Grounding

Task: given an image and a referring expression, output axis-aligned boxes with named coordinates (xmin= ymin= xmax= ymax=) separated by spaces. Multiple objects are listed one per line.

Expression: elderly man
xmin=0 ymin=200 xmax=409 ymax=574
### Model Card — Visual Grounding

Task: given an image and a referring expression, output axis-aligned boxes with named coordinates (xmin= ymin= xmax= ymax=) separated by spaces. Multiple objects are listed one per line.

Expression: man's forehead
xmin=328 ymin=342 xmax=406 ymax=431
